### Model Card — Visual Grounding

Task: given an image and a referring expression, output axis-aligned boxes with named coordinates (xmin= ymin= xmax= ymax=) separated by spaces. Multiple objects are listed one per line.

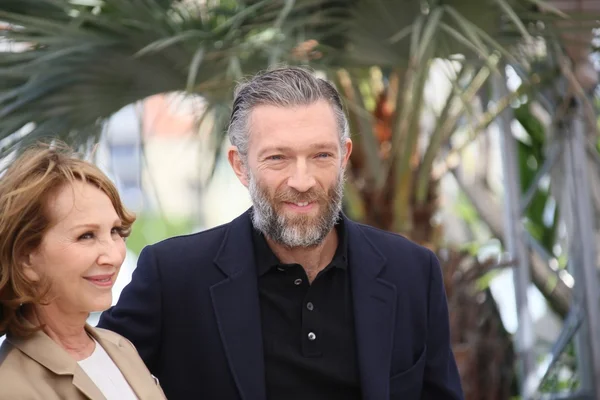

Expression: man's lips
xmin=283 ymin=201 xmax=317 ymax=212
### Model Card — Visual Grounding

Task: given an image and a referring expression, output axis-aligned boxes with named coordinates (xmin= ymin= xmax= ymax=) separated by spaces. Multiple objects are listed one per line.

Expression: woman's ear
xmin=21 ymin=253 xmax=41 ymax=282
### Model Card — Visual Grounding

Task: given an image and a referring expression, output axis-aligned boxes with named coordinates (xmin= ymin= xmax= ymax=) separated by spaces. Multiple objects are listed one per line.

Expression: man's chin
xmin=279 ymin=213 xmax=319 ymax=227
xmin=276 ymin=232 xmax=326 ymax=249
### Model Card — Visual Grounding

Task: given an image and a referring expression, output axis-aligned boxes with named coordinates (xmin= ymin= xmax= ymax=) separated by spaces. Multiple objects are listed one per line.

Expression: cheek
xmin=117 ymin=240 xmax=127 ymax=264
xmin=31 ymin=243 xmax=69 ymax=275
xmin=314 ymin=168 xmax=339 ymax=188
xmin=259 ymin=169 xmax=290 ymax=189
xmin=59 ymin=247 xmax=96 ymax=277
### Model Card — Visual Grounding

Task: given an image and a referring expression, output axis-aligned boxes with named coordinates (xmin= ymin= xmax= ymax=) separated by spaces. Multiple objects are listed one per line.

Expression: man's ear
xmin=227 ymin=146 xmax=249 ymax=187
xmin=341 ymin=138 xmax=353 ymax=169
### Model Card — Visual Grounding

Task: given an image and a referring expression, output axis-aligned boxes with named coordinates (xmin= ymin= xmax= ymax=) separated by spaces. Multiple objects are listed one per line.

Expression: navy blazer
xmin=98 ymin=209 xmax=464 ymax=400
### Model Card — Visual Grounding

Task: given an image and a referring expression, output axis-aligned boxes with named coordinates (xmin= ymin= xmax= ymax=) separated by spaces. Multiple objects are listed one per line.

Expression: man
xmin=98 ymin=67 xmax=464 ymax=400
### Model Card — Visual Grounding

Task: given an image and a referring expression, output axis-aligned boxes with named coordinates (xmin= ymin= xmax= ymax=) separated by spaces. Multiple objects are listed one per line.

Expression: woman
xmin=0 ymin=143 xmax=166 ymax=400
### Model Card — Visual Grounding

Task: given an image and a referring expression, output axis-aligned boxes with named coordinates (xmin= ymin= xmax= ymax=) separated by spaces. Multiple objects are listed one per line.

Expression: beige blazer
xmin=0 ymin=324 xmax=166 ymax=400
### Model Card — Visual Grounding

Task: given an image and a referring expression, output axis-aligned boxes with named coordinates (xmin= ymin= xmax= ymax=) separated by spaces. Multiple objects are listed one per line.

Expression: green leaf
xmin=417 ymin=7 xmax=444 ymax=60
xmin=439 ymin=22 xmax=490 ymax=60
xmin=388 ymin=25 xmax=413 ymax=44
xmin=467 ymin=23 xmax=521 ymax=66
xmin=186 ymin=46 xmax=205 ymax=92
xmin=493 ymin=0 xmax=533 ymax=41
xmin=134 ymin=31 xmax=213 ymax=57
xmin=410 ymin=14 xmax=425 ymax=60
xmin=443 ymin=6 xmax=488 ymax=56
xmin=524 ymin=0 xmax=569 ymax=19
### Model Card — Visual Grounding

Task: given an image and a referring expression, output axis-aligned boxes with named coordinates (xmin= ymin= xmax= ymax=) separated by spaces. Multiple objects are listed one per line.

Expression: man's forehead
xmin=248 ymin=103 xmax=336 ymax=134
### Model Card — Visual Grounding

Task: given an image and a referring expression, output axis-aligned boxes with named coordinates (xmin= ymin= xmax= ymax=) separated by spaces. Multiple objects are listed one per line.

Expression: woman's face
xmin=26 ymin=180 xmax=127 ymax=315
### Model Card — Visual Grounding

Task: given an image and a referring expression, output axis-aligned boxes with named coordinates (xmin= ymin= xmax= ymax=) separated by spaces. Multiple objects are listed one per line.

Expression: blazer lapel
xmin=211 ymin=210 xmax=266 ymax=400
xmin=8 ymin=326 xmax=105 ymax=400
xmin=89 ymin=326 xmax=161 ymax=400
xmin=72 ymin=368 xmax=106 ymax=400
xmin=346 ymin=218 xmax=397 ymax=400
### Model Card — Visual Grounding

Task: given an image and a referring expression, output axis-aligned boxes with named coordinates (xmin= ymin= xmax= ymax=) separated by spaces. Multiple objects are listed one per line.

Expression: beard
xmin=248 ymin=170 xmax=345 ymax=248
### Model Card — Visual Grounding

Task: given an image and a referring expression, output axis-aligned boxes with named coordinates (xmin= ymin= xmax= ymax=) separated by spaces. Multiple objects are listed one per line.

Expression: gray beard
xmin=248 ymin=171 xmax=345 ymax=248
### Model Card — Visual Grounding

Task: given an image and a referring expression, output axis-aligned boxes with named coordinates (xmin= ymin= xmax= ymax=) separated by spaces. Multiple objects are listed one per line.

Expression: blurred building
xmin=96 ymin=93 xmax=252 ymax=228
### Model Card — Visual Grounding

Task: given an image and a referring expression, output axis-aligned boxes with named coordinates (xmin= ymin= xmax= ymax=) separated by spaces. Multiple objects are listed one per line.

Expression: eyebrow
xmin=258 ymin=143 xmax=339 ymax=158
xmin=69 ymin=220 xmax=122 ymax=231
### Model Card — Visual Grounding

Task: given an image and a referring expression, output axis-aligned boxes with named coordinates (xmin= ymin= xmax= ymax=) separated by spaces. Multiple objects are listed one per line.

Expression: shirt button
xmin=308 ymin=332 xmax=316 ymax=341
xmin=306 ymin=302 xmax=314 ymax=311
xmin=294 ymin=278 xmax=302 ymax=285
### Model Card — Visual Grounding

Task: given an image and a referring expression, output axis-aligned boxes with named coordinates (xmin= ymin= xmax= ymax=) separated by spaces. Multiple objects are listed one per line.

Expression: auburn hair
xmin=0 ymin=141 xmax=135 ymax=338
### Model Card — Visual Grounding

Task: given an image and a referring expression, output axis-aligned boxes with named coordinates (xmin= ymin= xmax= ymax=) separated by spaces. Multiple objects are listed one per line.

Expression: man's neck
xmin=266 ymin=229 xmax=338 ymax=283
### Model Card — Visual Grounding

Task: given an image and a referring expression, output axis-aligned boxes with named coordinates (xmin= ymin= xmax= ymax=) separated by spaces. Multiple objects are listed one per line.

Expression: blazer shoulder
xmin=354 ymin=221 xmax=434 ymax=258
xmin=351 ymin=221 xmax=437 ymax=285
xmin=0 ymin=339 xmax=28 ymax=370
xmin=92 ymin=326 xmax=143 ymax=357
xmin=92 ymin=326 xmax=126 ymax=346
xmin=0 ymin=339 xmax=17 ymax=370
xmin=0 ymin=341 xmax=41 ymax=398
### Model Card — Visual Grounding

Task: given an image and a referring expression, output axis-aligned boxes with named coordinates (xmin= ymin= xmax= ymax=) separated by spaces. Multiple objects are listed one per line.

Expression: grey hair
xmin=227 ymin=66 xmax=350 ymax=159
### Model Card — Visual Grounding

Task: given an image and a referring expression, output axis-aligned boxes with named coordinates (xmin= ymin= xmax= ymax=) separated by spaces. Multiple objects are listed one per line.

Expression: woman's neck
xmin=23 ymin=304 xmax=95 ymax=361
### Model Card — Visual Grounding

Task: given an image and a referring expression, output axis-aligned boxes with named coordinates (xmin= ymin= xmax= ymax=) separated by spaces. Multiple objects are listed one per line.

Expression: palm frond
xmin=1 ymin=0 xmax=598 ymax=167
xmin=0 ymin=0 xmax=320 ymax=162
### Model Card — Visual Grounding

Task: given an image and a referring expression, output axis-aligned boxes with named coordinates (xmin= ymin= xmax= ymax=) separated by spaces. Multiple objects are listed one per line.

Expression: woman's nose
xmin=97 ymin=238 xmax=124 ymax=266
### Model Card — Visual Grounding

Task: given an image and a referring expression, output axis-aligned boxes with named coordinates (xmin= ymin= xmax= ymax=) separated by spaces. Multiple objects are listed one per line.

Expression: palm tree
xmin=1 ymin=0 xmax=598 ymax=397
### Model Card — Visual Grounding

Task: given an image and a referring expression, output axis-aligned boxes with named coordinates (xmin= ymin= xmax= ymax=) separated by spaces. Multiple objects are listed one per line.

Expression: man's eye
xmin=267 ymin=155 xmax=284 ymax=161
xmin=316 ymin=153 xmax=332 ymax=158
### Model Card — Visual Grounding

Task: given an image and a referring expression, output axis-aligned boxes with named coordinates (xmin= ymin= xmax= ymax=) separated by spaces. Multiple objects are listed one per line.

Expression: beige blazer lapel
xmin=88 ymin=325 xmax=161 ymax=400
xmin=72 ymin=368 xmax=106 ymax=400
xmin=7 ymin=327 xmax=105 ymax=400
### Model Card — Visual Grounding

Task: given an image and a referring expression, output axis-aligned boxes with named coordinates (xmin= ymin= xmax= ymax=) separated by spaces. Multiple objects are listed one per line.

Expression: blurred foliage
xmin=126 ymin=213 xmax=194 ymax=256
xmin=537 ymin=341 xmax=580 ymax=395
xmin=0 ymin=0 xmax=583 ymax=164
xmin=1 ymin=1 xmax=599 ymax=398
xmin=514 ymin=103 xmax=559 ymax=252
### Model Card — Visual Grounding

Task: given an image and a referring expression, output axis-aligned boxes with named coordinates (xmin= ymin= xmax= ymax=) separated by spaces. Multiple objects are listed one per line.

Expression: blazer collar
xmin=7 ymin=321 xmax=79 ymax=376
xmin=91 ymin=328 xmax=161 ymax=400
xmin=8 ymin=322 xmax=157 ymax=400
xmin=215 ymin=207 xmax=354 ymax=277
xmin=213 ymin=208 xmax=256 ymax=277
xmin=345 ymin=219 xmax=398 ymax=400
xmin=212 ymin=208 xmax=397 ymax=400
xmin=211 ymin=208 xmax=267 ymax=400
xmin=8 ymin=323 xmax=105 ymax=399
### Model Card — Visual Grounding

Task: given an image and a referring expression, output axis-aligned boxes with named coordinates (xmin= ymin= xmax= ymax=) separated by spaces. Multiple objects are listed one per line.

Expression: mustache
xmin=274 ymin=188 xmax=326 ymax=203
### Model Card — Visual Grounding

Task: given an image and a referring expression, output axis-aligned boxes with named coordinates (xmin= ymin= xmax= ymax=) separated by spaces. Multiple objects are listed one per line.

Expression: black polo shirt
xmin=252 ymin=219 xmax=362 ymax=400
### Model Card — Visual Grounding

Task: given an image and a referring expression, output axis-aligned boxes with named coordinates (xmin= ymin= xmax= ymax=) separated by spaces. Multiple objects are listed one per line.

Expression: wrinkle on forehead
xmin=247 ymin=101 xmax=339 ymax=153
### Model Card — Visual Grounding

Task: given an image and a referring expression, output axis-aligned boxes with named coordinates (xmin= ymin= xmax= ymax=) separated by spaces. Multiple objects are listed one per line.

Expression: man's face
xmin=236 ymin=100 xmax=352 ymax=248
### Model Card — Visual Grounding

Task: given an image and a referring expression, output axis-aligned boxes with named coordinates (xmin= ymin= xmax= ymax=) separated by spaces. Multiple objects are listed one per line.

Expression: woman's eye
xmin=111 ymin=227 xmax=124 ymax=236
xmin=79 ymin=232 xmax=94 ymax=240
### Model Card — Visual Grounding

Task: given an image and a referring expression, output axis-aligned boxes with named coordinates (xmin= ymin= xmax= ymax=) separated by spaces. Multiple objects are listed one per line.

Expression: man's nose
xmin=287 ymin=160 xmax=316 ymax=193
